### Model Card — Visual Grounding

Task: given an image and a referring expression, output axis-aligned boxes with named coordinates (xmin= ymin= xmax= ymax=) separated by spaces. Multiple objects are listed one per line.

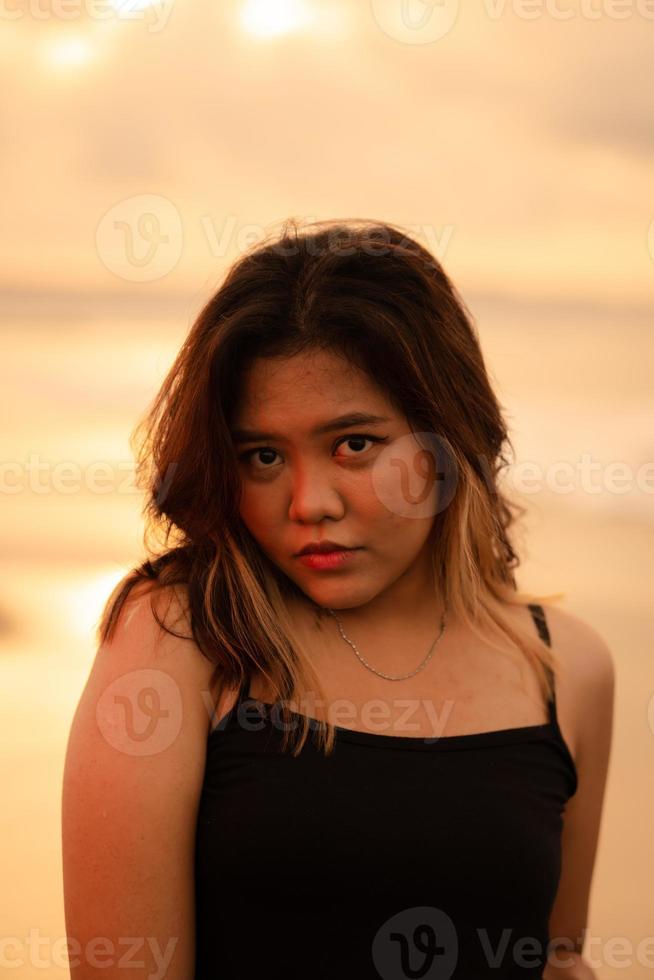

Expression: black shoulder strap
xmin=527 ymin=603 xmax=557 ymax=717
xmin=527 ymin=602 xmax=550 ymax=646
xmin=208 ymin=671 xmax=251 ymax=734
xmin=235 ymin=671 xmax=252 ymax=704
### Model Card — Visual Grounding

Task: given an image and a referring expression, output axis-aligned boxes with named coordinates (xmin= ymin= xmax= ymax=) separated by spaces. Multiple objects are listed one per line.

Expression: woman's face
xmin=230 ymin=349 xmax=442 ymax=615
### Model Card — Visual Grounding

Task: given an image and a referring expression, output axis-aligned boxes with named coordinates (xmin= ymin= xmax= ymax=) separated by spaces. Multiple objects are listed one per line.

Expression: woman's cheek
xmin=240 ymin=487 xmax=282 ymax=542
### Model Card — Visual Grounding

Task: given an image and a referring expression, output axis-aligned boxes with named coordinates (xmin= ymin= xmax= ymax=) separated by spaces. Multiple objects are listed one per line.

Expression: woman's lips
xmin=296 ymin=548 xmax=361 ymax=570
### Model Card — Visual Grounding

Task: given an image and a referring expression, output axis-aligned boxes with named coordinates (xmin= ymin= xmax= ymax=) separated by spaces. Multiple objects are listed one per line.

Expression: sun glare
xmin=67 ymin=567 xmax=128 ymax=641
xmin=240 ymin=0 xmax=311 ymax=39
xmin=41 ymin=35 xmax=95 ymax=69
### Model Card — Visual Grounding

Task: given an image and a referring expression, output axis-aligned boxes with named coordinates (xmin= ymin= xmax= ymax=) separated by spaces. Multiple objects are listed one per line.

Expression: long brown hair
xmin=98 ymin=217 xmax=564 ymax=755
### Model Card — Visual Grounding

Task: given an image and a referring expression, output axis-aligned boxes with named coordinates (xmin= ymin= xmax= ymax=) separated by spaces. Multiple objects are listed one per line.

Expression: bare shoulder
xmin=138 ymin=581 xmax=247 ymax=731
xmin=97 ymin=580 xmax=221 ymax=736
xmin=540 ymin=603 xmax=615 ymax=688
xmin=536 ymin=604 xmax=616 ymax=952
xmin=62 ymin=580 xmax=221 ymax=978
xmin=539 ymin=603 xmax=615 ymax=763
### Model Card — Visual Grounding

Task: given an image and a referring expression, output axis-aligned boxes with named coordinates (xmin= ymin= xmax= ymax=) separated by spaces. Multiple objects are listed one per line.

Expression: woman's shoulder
xmin=505 ymin=599 xmax=614 ymax=679
xmin=538 ymin=602 xmax=615 ymax=683
xmin=98 ymin=578 xmax=223 ymax=737
xmin=63 ymin=579 xmax=215 ymax=976
xmin=537 ymin=602 xmax=615 ymax=759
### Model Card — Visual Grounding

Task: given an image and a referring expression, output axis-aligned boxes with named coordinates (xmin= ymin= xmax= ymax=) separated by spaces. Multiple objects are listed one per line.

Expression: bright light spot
xmin=66 ymin=567 xmax=129 ymax=640
xmin=240 ymin=0 xmax=312 ymax=38
xmin=42 ymin=35 xmax=95 ymax=69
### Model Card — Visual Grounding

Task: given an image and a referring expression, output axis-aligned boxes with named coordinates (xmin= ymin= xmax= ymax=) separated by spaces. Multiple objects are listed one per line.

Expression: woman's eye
xmin=333 ymin=434 xmax=385 ymax=458
xmin=238 ymin=434 xmax=387 ymax=470
xmin=238 ymin=447 xmax=280 ymax=469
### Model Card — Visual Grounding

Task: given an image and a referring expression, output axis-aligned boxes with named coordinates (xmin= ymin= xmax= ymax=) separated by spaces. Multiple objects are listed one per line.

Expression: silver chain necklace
xmin=326 ymin=604 xmax=448 ymax=681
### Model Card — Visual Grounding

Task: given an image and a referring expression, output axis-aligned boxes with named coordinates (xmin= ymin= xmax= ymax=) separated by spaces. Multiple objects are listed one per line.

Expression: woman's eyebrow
xmin=231 ymin=412 xmax=392 ymax=444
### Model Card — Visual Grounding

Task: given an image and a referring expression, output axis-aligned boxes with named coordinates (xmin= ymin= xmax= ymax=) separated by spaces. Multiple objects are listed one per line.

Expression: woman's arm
xmin=61 ymin=585 xmax=215 ymax=979
xmin=544 ymin=951 xmax=597 ymax=979
xmin=542 ymin=608 xmax=616 ymax=978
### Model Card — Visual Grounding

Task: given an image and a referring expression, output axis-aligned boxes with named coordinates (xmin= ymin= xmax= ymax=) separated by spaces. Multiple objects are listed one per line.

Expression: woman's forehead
xmin=235 ymin=353 xmax=396 ymax=421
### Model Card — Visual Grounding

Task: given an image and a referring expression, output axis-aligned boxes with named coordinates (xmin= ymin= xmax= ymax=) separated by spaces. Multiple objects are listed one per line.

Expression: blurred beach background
xmin=1 ymin=1 xmax=653 ymax=976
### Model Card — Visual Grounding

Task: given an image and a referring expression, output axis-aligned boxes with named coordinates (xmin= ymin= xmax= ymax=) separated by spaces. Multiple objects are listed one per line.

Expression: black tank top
xmin=194 ymin=603 xmax=577 ymax=979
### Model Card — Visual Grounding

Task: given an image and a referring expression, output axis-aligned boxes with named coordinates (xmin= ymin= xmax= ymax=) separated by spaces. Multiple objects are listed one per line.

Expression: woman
xmin=62 ymin=219 xmax=614 ymax=979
